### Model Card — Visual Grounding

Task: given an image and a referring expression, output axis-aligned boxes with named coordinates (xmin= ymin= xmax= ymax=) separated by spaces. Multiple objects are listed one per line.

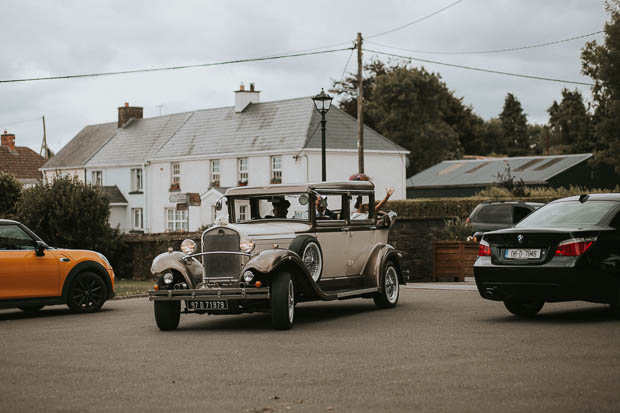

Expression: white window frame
xmin=171 ymin=162 xmax=180 ymax=185
xmin=165 ymin=208 xmax=188 ymax=232
xmin=271 ymin=155 xmax=282 ymax=184
xmin=91 ymin=170 xmax=102 ymax=186
xmin=211 ymin=159 xmax=220 ymax=187
xmin=239 ymin=205 xmax=247 ymax=221
xmin=238 ymin=158 xmax=248 ymax=184
xmin=132 ymin=208 xmax=143 ymax=230
xmin=131 ymin=168 xmax=143 ymax=192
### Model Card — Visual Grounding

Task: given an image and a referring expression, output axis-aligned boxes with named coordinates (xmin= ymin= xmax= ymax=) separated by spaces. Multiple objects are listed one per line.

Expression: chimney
xmin=234 ymin=82 xmax=260 ymax=113
xmin=1 ymin=130 xmax=16 ymax=151
xmin=118 ymin=102 xmax=143 ymax=128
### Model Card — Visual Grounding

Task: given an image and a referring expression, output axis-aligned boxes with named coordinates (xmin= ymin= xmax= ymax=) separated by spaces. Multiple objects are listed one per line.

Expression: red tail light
xmin=478 ymin=239 xmax=491 ymax=257
xmin=555 ymin=237 xmax=596 ymax=256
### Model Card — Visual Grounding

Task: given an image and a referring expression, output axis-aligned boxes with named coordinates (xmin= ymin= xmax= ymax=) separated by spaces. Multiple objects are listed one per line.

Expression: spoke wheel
xmin=271 ymin=272 xmax=294 ymax=330
xmin=373 ymin=263 xmax=400 ymax=309
xmin=67 ymin=272 xmax=107 ymax=314
xmin=290 ymin=236 xmax=323 ymax=283
xmin=503 ymin=300 xmax=544 ymax=317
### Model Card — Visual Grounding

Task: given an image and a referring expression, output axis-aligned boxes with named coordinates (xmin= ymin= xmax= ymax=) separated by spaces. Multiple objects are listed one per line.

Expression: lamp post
xmin=312 ymin=89 xmax=333 ymax=182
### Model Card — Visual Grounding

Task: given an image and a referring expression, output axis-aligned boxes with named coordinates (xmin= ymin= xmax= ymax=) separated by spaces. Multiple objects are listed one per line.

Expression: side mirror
xmin=35 ymin=240 xmax=46 ymax=257
xmin=215 ymin=197 xmax=224 ymax=211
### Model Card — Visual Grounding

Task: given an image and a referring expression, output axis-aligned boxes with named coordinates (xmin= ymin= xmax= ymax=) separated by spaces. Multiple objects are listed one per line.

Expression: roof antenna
xmin=579 ymin=194 xmax=589 ymax=203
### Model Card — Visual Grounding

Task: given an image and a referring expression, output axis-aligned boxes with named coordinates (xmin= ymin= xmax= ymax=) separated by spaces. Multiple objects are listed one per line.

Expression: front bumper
xmin=474 ymin=256 xmax=616 ymax=304
xmin=149 ymin=286 xmax=270 ymax=301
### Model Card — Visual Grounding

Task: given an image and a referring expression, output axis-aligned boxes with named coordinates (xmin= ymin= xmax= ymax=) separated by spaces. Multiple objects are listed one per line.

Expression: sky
xmin=0 ymin=0 xmax=609 ymax=154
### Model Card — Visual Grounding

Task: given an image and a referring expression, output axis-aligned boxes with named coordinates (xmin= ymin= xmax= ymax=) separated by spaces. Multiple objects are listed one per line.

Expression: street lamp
xmin=312 ymin=88 xmax=333 ymax=182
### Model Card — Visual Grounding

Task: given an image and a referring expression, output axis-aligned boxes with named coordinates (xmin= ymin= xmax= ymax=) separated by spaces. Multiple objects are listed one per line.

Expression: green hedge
xmin=386 ymin=196 xmax=554 ymax=219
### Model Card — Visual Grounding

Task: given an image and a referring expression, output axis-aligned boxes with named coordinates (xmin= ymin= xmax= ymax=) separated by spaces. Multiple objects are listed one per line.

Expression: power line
xmin=366 ymin=30 xmax=604 ymax=55
xmin=0 ymin=48 xmax=352 ymax=84
xmin=366 ymin=0 xmax=465 ymax=39
xmin=364 ymin=48 xmax=594 ymax=86
xmin=337 ymin=47 xmax=355 ymax=85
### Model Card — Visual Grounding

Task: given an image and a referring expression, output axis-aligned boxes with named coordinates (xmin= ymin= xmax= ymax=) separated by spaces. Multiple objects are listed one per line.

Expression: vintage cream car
xmin=148 ymin=181 xmax=407 ymax=330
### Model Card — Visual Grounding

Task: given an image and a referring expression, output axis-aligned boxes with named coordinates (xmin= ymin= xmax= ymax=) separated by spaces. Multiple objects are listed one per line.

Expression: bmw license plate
xmin=504 ymin=248 xmax=541 ymax=259
xmin=187 ymin=300 xmax=228 ymax=311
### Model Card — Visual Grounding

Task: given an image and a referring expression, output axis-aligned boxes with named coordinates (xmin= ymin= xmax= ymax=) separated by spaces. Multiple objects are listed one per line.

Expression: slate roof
xmin=42 ymin=123 xmax=117 ymax=169
xmin=0 ymin=145 xmax=46 ymax=180
xmin=407 ymin=154 xmax=593 ymax=188
xmin=44 ymin=97 xmax=407 ymax=169
xmin=100 ymin=185 xmax=128 ymax=204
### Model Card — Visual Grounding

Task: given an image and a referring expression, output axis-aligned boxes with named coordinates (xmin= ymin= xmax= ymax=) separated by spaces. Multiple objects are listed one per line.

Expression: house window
xmin=238 ymin=158 xmax=248 ymax=185
xmin=211 ymin=160 xmax=220 ymax=187
xmin=239 ymin=205 xmax=247 ymax=221
xmin=271 ymin=155 xmax=282 ymax=184
xmin=91 ymin=170 xmax=102 ymax=186
xmin=171 ymin=162 xmax=180 ymax=184
xmin=132 ymin=208 xmax=143 ymax=230
xmin=166 ymin=208 xmax=188 ymax=232
xmin=131 ymin=168 xmax=143 ymax=192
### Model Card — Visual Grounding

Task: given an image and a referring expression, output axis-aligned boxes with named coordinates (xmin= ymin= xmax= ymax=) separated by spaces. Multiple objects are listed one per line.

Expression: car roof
xmin=480 ymin=200 xmax=544 ymax=206
xmin=552 ymin=193 xmax=620 ymax=203
xmin=225 ymin=181 xmax=375 ymax=197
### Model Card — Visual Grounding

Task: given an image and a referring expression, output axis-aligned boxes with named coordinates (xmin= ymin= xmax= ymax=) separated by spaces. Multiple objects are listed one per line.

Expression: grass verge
xmin=114 ymin=280 xmax=153 ymax=299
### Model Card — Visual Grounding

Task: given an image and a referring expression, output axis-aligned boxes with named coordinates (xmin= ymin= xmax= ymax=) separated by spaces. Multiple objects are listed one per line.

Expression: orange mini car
xmin=0 ymin=219 xmax=115 ymax=313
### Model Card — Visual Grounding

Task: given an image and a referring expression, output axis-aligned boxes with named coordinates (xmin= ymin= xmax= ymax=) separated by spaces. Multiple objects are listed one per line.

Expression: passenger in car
xmin=316 ymin=195 xmax=337 ymax=219
xmin=351 ymin=187 xmax=395 ymax=220
xmin=271 ymin=198 xmax=291 ymax=218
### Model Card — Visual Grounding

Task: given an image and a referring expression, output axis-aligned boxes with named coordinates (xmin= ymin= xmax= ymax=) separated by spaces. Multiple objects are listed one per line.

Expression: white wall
xmin=42 ymin=168 xmax=86 ymax=183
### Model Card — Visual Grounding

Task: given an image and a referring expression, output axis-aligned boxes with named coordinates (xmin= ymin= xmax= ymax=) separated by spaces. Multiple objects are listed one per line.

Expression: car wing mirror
xmin=35 ymin=240 xmax=46 ymax=257
xmin=215 ymin=196 xmax=225 ymax=211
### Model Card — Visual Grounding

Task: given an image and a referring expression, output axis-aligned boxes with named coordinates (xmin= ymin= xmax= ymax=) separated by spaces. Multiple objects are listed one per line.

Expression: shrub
xmin=0 ymin=172 xmax=22 ymax=219
xmin=16 ymin=176 xmax=130 ymax=277
xmin=438 ymin=217 xmax=473 ymax=241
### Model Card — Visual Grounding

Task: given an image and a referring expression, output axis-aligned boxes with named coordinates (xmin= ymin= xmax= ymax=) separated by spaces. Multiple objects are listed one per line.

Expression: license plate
xmin=504 ymin=248 xmax=541 ymax=259
xmin=187 ymin=300 xmax=228 ymax=310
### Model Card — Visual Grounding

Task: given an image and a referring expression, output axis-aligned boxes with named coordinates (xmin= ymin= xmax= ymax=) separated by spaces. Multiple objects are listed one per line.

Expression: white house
xmin=42 ymin=84 xmax=409 ymax=233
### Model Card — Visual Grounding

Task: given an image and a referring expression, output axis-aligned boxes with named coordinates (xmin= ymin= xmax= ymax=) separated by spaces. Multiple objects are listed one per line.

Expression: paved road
xmin=1 ymin=288 xmax=619 ymax=412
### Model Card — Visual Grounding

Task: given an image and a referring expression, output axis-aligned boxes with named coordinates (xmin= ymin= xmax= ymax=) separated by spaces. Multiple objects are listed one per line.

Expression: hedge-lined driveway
xmin=2 ymin=290 xmax=619 ymax=412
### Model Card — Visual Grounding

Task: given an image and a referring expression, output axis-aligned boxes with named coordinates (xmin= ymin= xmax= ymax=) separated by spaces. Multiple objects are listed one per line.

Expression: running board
xmin=334 ymin=287 xmax=378 ymax=299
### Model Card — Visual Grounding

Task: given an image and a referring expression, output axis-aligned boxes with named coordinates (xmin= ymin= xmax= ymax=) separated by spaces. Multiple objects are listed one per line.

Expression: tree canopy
xmin=0 ymin=172 xmax=22 ymax=219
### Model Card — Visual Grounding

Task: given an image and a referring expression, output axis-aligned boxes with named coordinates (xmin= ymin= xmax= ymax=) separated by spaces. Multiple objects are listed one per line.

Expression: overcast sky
xmin=0 ymin=0 xmax=608 ymax=154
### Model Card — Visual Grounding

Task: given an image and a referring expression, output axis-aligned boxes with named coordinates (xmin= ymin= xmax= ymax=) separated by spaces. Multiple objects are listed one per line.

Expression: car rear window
xmin=515 ymin=201 xmax=618 ymax=228
xmin=476 ymin=205 xmax=512 ymax=224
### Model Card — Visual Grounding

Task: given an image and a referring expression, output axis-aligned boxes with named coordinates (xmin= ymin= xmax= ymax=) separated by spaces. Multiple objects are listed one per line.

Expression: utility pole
xmin=356 ymin=32 xmax=364 ymax=174
xmin=40 ymin=115 xmax=49 ymax=159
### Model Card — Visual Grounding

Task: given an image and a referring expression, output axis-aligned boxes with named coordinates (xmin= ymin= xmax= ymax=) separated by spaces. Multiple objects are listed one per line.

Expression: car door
xmin=313 ymin=193 xmax=348 ymax=278
xmin=346 ymin=193 xmax=378 ymax=276
xmin=0 ymin=224 xmax=60 ymax=299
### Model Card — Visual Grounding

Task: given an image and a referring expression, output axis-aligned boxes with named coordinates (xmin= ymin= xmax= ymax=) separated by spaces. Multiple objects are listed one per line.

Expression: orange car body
xmin=0 ymin=219 xmax=115 ymax=312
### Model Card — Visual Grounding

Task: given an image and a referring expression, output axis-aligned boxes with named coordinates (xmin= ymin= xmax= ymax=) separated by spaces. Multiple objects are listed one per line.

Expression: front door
xmin=0 ymin=224 xmax=59 ymax=299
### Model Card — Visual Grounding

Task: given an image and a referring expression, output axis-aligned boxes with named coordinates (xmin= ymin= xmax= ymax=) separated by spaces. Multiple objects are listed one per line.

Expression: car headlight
xmin=181 ymin=239 xmax=197 ymax=255
xmin=240 ymin=238 xmax=255 ymax=253
xmin=163 ymin=272 xmax=174 ymax=285
xmin=243 ymin=271 xmax=254 ymax=283
xmin=97 ymin=252 xmax=111 ymax=268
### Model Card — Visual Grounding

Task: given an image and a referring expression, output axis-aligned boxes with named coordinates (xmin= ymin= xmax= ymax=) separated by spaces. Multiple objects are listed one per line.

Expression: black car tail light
xmin=478 ymin=239 xmax=491 ymax=257
xmin=555 ymin=237 xmax=597 ymax=256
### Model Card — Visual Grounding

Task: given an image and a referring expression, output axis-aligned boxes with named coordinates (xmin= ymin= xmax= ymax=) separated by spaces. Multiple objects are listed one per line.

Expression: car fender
xmin=61 ymin=260 xmax=115 ymax=301
xmin=243 ymin=249 xmax=334 ymax=300
xmin=151 ymin=251 xmax=203 ymax=288
xmin=361 ymin=243 xmax=404 ymax=288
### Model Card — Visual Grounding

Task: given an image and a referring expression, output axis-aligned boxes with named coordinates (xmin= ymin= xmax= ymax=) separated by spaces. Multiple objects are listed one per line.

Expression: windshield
xmin=230 ymin=194 xmax=310 ymax=223
xmin=515 ymin=200 xmax=617 ymax=228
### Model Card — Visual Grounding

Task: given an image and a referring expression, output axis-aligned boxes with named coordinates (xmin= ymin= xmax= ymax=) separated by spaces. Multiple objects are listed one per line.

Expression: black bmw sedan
xmin=474 ymin=193 xmax=620 ymax=317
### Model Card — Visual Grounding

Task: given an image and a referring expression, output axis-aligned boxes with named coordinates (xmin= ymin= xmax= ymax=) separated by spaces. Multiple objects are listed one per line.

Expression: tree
xmin=333 ymin=60 xmax=472 ymax=175
xmin=547 ymin=88 xmax=593 ymax=153
xmin=0 ymin=172 xmax=22 ymax=219
xmin=16 ymin=176 xmax=128 ymax=276
xmin=581 ymin=0 xmax=620 ymax=173
xmin=499 ymin=93 xmax=530 ymax=156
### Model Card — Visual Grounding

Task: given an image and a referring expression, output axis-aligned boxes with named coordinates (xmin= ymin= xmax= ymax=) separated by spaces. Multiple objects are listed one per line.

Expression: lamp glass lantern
xmin=312 ymin=89 xmax=333 ymax=114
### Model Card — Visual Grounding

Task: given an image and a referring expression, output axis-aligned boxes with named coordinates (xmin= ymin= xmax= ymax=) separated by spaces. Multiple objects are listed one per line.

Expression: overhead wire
xmin=0 ymin=47 xmax=352 ymax=84
xmin=364 ymin=48 xmax=594 ymax=86
xmin=366 ymin=0 xmax=465 ymax=39
xmin=366 ymin=30 xmax=604 ymax=55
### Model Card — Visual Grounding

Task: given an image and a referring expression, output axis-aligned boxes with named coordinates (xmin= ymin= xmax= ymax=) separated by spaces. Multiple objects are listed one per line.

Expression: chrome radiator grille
xmin=201 ymin=227 xmax=241 ymax=279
